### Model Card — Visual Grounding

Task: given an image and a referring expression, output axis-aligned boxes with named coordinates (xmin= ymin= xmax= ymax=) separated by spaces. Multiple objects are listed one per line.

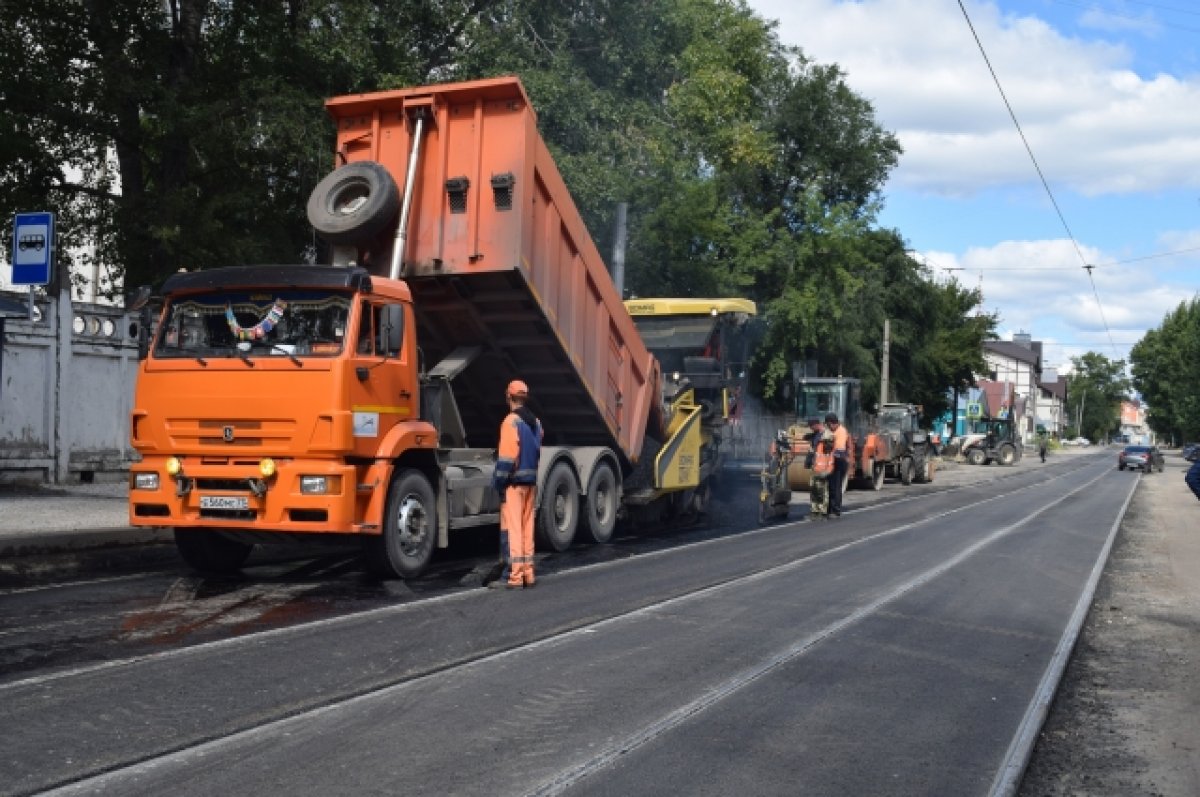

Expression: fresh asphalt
xmin=0 ymin=448 xmax=1141 ymax=796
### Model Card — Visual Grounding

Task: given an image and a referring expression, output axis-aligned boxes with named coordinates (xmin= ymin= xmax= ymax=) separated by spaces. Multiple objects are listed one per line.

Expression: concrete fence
xmin=0 ymin=289 xmax=140 ymax=484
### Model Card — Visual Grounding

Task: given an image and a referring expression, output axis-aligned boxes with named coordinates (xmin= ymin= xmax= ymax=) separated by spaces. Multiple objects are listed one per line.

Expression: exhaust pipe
xmin=390 ymin=110 xmax=428 ymax=280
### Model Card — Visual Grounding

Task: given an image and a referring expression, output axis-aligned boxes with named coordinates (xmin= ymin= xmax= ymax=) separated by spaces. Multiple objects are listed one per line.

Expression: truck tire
xmin=307 ymin=161 xmax=400 ymax=246
xmin=913 ymin=449 xmax=929 ymax=483
xmin=900 ymin=456 xmax=914 ymax=485
xmin=365 ymin=468 xmax=437 ymax=579
xmin=538 ymin=462 xmax=580 ymax=552
xmin=174 ymin=529 xmax=253 ymax=574
xmin=582 ymin=461 xmax=618 ymax=544
xmin=966 ymin=448 xmax=986 ymax=466
xmin=871 ymin=462 xmax=884 ymax=491
xmin=997 ymin=444 xmax=1016 ymax=466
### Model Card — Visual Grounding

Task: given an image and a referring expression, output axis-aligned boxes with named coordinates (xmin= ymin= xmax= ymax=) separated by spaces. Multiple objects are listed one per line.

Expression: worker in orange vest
xmin=826 ymin=412 xmax=851 ymax=517
xmin=491 ymin=380 xmax=543 ymax=589
xmin=809 ymin=432 xmax=835 ymax=519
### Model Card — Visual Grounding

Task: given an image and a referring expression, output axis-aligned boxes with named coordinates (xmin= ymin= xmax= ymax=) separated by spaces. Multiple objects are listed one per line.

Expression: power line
xmin=957 ymin=0 xmax=1122 ymax=360
xmin=927 ymin=244 xmax=1200 ymax=273
xmin=1090 ymin=245 xmax=1200 ymax=267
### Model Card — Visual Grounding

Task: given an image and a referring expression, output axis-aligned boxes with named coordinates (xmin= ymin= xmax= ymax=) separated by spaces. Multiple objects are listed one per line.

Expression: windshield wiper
xmin=268 ymin=344 xmax=303 ymax=367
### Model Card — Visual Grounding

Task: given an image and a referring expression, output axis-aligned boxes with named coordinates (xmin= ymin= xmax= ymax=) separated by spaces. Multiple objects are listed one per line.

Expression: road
xmin=0 ymin=450 xmax=1130 ymax=795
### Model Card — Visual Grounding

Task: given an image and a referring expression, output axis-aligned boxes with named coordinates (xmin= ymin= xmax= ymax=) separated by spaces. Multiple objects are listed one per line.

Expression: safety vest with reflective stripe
xmin=493 ymin=410 xmax=543 ymax=490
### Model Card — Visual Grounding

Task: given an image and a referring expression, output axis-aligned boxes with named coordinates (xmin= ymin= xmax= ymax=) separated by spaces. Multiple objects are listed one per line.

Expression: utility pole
xmin=609 ymin=202 xmax=628 ymax=297
xmin=880 ymin=318 xmax=891 ymax=406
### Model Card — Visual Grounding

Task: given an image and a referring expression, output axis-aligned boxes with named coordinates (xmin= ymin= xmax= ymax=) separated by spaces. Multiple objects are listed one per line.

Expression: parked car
xmin=1118 ymin=445 xmax=1163 ymax=473
xmin=1183 ymin=443 xmax=1200 ymax=462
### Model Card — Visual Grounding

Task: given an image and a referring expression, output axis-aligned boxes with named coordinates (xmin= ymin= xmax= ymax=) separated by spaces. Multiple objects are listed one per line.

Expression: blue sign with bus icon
xmin=11 ymin=212 xmax=54 ymax=285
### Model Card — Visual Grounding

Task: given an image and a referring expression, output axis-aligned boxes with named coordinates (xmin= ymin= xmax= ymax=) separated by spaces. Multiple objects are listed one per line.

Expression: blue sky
xmin=744 ymin=0 xmax=1200 ymax=376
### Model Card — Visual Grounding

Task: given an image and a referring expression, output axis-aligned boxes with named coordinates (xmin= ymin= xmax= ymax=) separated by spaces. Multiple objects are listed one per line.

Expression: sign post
xmin=11 ymin=211 xmax=54 ymax=321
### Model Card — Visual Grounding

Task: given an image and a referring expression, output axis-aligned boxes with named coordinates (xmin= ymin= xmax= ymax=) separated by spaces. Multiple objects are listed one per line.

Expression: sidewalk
xmin=0 ymin=481 xmax=170 ymax=558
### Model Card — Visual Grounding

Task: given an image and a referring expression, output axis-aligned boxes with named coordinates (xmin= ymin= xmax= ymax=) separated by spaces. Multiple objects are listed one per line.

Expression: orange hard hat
xmin=506 ymin=380 xmax=529 ymax=399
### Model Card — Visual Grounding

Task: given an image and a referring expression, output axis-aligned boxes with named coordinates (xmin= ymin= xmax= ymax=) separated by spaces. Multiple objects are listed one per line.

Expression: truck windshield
xmin=155 ymin=290 xmax=352 ymax=358
xmin=878 ymin=408 xmax=911 ymax=431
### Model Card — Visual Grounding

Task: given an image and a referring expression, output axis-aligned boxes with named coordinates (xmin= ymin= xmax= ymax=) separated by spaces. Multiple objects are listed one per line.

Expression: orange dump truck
xmin=128 ymin=76 xmax=754 ymax=578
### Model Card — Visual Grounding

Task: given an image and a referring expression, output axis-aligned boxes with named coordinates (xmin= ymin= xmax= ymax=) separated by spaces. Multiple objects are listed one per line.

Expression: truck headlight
xmin=300 ymin=476 xmax=341 ymax=495
xmin=300 ymin=476 xmax=328 ymax=495
xmin=133 ymin=472 xmax=159 ymax=490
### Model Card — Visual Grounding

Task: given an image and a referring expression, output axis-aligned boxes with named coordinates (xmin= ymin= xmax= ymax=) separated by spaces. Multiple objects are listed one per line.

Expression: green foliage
xmin=0 ymin=0 xmax=990 ymax=416
xmin=1067 ymin=352 xmax=1130 ymax=443
xmin=1131 ymin=298 xmax=1200 ymax=442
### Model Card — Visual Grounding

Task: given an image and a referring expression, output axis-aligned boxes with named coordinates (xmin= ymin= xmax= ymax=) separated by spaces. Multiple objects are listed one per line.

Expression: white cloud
xmin=914 ymin=236 xmax=1191 ymax=364
xmin=1079 ymin=6 xmax=1160 ymax=36
xmin=753 ymin=0 xmax=1200 ymax=196
xmin=746 ymin=0 xmax=1200 ymax=375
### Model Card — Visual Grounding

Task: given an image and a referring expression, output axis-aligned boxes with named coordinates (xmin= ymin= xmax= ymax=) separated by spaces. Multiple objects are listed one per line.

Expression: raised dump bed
xmin=322 ymin=77 xmax=660 ymax=468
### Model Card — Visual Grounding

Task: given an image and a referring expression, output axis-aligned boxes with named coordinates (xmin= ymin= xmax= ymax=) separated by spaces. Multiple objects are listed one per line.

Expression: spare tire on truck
xmin=307 ymin=161 xmax=400 ymax=246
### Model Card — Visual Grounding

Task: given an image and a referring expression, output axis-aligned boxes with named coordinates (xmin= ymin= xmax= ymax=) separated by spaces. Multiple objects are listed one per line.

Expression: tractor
xmin=876 ymin=403 xmax=937 ymax=484
xmin=959 ymin=417 xmax=1023 ymax=466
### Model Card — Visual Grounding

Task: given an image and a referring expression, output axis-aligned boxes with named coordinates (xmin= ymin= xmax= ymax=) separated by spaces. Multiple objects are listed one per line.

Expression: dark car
xmin=1183 ymin=443 xmax=1200 ymax=462
xmin=1118 ymin=445 xmax=1163 ymax=473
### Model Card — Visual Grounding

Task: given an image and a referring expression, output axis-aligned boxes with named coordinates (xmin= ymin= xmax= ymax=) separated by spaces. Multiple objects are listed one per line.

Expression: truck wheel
xmin=582 ymin=461 xmax=619 ymax=544
xmin=366 ymin=469 xmax=437 ymax=579
xmin=900 ymin=456 xmax=914 ymax=485
xmin=913 ymin=450 xmax=929 ymax=483
xmin=997 ymin=444 xmax=1016 ymax=466
xmin=174 ymin=529 xmax=253 ymax=574
xmin=966 ymin=448 xmax=986 ymax=466
xmin=538 ymin=462 xmax=579 ymax=552
xmin=871 ymin=462 xmax=885 ymax=491
xmin=307 ymin=161 xmax=400 ymax=246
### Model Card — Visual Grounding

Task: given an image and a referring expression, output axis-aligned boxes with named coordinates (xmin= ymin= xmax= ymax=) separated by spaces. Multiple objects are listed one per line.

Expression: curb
xmin=0 ymin=527 xmax=173 ymax=558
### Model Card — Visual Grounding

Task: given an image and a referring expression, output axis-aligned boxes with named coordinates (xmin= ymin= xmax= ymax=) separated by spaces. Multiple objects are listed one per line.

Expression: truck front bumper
xmin=128 ymin=457 xmax=372 ymax=534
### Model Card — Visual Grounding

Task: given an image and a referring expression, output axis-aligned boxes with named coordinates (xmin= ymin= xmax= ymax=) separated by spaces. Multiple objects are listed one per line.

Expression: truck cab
xmin=129 ymin=265 xmax=452 ymax=577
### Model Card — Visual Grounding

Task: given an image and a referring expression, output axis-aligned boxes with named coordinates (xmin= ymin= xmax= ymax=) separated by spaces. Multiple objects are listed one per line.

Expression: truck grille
xmin=167 ymin=419 xmax=296 ymax=449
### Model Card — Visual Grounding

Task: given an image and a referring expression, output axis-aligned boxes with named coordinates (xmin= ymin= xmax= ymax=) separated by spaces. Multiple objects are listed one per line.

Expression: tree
xmin=1 ymin=0 xmax=990 ymax=421
xmin=0 ymin=0 xmax=489 ymax=293
xmin=1066 ymin=352 xmax=1130 ymax=443
xmin=1130 ymin=298 xmax=1200 ymax=442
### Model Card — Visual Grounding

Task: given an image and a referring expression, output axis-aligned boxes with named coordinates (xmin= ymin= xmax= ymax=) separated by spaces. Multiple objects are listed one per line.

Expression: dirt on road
xmin=1018 ymin=452 xmax=1200 ymax=796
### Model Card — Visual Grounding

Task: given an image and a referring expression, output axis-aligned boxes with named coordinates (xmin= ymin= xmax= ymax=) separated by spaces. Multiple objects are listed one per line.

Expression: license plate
xmin=199 ymin=495 xmax=250 ymax=510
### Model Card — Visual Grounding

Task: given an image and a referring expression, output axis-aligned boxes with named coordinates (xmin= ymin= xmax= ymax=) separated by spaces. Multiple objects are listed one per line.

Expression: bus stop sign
xmin=11 ymin=212 xmax=54 ymax=286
